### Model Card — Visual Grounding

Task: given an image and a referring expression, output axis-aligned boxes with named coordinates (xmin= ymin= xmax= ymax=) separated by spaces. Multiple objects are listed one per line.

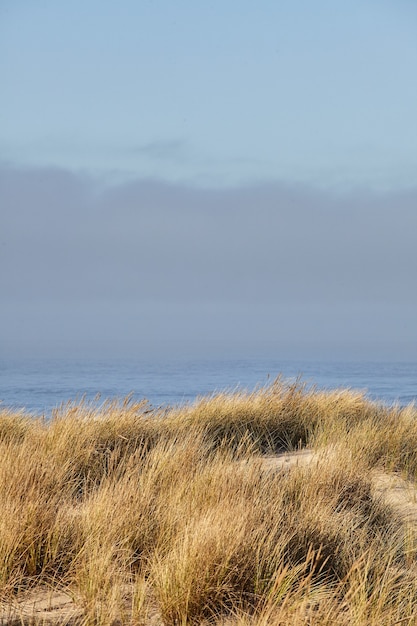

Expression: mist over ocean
xmin=1 ymin=358 xmax=416 ymax=417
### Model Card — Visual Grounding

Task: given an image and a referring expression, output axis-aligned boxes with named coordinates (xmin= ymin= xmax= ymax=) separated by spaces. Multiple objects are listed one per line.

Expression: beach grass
xmin=1 ymin=379 xmax=417 ymax=624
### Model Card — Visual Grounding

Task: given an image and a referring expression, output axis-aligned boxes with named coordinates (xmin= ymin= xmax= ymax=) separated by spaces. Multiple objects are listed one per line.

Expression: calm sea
xmin=0 ymin=358 xmax=416 ymax=417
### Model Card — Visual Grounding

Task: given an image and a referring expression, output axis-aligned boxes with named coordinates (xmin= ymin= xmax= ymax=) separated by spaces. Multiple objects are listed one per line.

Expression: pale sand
xmin=0 ymin=588 xmax=81 ymax=625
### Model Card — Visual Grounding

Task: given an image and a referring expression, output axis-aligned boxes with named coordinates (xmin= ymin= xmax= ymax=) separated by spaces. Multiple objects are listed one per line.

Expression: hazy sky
xmin=1 ymin=1 xmax=416 ymax=360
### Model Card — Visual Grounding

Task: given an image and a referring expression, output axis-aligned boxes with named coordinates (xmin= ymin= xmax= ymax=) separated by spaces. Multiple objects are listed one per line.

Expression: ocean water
xmin=0 ymin=358 xmax=416 ymax=417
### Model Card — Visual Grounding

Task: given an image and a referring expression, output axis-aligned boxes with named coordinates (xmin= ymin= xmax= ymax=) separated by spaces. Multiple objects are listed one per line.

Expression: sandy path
xmin=2 ymin=448 xmax=417 ymax=625
xmin=0 ymin=588 xmax=81 ymax=625
xmin=258 ymin=448 xmax=417 ymax=521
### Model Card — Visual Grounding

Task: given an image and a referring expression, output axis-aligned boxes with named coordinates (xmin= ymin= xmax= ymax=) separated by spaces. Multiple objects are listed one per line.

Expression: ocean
xmin=0 ymin=358 xmax=416 ymax=417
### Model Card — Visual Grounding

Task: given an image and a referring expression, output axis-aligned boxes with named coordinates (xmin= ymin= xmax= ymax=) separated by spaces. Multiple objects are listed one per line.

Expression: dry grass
xmin=1 ymin=380 xmax=417 ymax=624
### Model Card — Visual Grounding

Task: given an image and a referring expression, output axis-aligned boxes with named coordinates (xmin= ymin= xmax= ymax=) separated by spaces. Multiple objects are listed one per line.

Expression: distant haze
xmin=1 ymin=164 xmax=416 ymax=360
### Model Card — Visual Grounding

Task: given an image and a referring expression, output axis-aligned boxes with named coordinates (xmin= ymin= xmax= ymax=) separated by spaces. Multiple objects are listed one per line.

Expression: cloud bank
xmin=1 ymin=164 xmax=416 ymax=359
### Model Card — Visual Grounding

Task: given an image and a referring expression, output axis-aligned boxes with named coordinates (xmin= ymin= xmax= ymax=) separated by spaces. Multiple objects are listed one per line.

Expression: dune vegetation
xmin=1 ymin=378 xmax=417 ymax=625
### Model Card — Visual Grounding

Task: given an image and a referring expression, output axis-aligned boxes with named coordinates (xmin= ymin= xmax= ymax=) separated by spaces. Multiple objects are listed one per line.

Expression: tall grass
xmin=1 ymin=380 xmax=417 ymax=624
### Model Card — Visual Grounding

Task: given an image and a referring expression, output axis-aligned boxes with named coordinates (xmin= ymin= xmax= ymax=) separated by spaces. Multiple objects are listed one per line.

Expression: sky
xmin=1 ymin=0 xmax=416 ymax=361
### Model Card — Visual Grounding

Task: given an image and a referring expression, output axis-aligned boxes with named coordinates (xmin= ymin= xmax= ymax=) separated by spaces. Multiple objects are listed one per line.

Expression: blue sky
xmin=2 ymin=0 xmax=417 ymax=187
xmin=1 ymin=1 xmax=417 ymax=360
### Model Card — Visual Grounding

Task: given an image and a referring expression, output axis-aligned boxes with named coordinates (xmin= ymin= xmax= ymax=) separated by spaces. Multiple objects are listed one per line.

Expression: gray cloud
xmin=1 ymin=163 xmax=416 ymax=359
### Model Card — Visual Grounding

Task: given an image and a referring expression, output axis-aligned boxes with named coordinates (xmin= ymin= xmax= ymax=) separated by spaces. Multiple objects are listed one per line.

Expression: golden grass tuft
xmin=1 ymin=380 xmax=417 ymax=624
